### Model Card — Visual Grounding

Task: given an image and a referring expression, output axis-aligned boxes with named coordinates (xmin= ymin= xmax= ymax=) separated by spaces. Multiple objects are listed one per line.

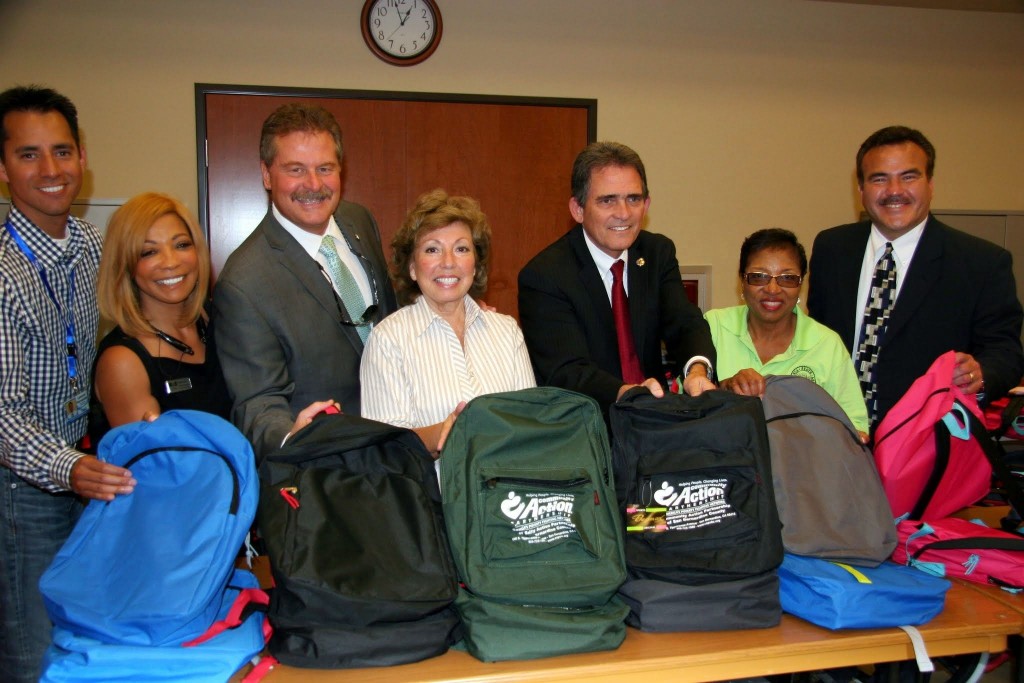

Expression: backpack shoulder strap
xmin=909 ymin=419 xmax=953 ymax=520
xmin=966 ymin=400 xmax=1024 ymax=519
xmin=912 ymin=535 xmax=1024 ymax=559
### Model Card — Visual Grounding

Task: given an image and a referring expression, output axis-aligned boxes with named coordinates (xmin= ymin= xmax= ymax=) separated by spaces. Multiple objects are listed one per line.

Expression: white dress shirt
xmin=851 ymin=219 xmax=926 ymax=358
xmin=580 ymin=229 xmax=712 ymax=381
xmin=272 ymin=204 xmax=373 ymax=304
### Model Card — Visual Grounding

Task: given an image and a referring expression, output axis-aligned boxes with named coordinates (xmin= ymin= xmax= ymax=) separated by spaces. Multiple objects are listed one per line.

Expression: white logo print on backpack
xmin=500 ymin=490 xmax=578 ymax=544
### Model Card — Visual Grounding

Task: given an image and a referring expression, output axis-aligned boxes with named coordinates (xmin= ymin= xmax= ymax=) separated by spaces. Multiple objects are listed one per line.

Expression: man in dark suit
xmin=518 ymin=141 xmax=716 ymax=416
xmin=808 ymin=125 xmax=1023 ymax=431
xmin=214 ymin=103 xmax=396 ymax=459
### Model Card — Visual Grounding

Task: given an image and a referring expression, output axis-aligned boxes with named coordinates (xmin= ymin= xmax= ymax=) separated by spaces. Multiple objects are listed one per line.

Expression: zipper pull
xmin=280 ymin=486 xmax=300 ymax=509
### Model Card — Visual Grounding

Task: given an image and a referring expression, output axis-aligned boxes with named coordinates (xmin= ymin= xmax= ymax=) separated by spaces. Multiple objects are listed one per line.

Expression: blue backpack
xmin=41 ymin=568 xmax=271 ymax=682
xmin=779 ymin=553 xmax=950 ymax=630
xmin=39 ymin=410 xmax=259 ymax=647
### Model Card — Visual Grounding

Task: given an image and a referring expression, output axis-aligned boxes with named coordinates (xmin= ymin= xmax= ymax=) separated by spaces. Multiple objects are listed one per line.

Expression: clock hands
xmin=386 ymin=5 xmax=413 ymax=41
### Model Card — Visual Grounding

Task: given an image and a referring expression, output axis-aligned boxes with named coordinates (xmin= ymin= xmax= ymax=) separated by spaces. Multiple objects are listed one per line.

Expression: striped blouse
xmin=360 ymin=295 xmax=536 ymax=430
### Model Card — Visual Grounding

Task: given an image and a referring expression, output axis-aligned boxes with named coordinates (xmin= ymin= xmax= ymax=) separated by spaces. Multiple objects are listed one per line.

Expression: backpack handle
xmin=940 ymin=403 xmax=970 ymax=440
xmin=913 ymin=535 xmax=1024 ymax=558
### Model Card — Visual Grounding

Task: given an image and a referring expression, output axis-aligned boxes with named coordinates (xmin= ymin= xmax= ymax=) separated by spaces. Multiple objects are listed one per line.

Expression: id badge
xmin=65 ymin=388 xmax=89 ymax=423
xmin=165 ymin=377 xmax=193 ymax=394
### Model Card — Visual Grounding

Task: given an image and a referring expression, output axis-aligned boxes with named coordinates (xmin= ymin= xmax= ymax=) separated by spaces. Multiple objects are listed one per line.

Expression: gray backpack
xmin=760 ymin=375 xmax=896 ymax=566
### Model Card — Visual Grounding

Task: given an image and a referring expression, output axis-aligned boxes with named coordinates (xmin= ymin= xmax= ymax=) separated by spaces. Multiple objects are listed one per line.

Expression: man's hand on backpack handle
xmin=283 ymin=400 xmax=341 ymax=445
xmin=70 ymin=455 xmax=136 ymax=501
xmin=953 ymin=352 xmax=984 ymax=394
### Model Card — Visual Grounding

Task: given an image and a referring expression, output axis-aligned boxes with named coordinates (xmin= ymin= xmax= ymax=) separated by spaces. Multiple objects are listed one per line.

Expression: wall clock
xmin=361 ymin=0 xmax=443 ymax=66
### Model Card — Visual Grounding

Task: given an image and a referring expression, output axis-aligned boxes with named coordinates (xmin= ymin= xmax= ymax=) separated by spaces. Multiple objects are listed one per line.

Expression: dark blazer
xmin=518 ymin=225 xmax=715 ymax=415
xmin=213 ymin=201 xmax=397 ymax=459
xmin=808 ymin=215 xmax=1024 ymax=427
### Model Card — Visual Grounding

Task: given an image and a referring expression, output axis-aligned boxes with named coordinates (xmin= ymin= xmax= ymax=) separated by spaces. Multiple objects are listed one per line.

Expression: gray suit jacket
xmin=213 ymin=201 xmax=397 ymax=459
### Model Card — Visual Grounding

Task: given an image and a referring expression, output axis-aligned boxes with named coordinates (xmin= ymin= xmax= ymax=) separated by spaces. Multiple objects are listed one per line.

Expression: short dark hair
xmin=856 ymin=125 xmax=935 ymax=184
xmin=570 ymin=141 xmax=649 ymax=207
xmin=391 ymin=189 xmax=491 ymax=306
xmin=739 ymin=228 xmax=808 ymax=276
xmin=259 ymin=103 xmax=343 ymax=167
xmin=0 ymin=86 xmax=80 ymax=161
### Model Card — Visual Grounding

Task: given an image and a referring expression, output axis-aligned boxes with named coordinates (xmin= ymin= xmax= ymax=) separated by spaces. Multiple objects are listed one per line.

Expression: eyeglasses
xmin=743 ymin=272 xmax=804 ymax=288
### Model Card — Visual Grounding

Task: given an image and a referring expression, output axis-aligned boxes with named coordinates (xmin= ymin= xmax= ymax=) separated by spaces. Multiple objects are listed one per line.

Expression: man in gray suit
xmin=214 ymin=103 xmax=397 ymax=459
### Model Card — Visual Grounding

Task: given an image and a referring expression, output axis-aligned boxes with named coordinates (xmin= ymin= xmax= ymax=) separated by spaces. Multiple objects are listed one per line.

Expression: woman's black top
xmin=88 ymin=324 xmax=232 ymax=446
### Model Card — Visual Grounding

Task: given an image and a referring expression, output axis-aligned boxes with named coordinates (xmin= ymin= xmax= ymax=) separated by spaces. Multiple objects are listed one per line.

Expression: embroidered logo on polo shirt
xmin=792 ymin=366 xmax=817 ymax=384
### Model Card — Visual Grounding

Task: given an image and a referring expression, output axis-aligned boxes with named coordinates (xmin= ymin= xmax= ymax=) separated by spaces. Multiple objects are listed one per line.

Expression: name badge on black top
xmin=164 ymin=378 xmax=193 ymax=395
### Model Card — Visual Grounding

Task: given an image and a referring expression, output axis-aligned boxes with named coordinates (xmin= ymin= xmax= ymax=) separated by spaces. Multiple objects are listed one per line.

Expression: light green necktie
xmin=318 ymin=235 xmax=370 ymax=343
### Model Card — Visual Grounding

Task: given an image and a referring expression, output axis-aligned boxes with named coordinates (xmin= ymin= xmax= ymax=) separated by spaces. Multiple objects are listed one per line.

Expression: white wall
xmin=2 ymin=0 xmax=1021 ymax=308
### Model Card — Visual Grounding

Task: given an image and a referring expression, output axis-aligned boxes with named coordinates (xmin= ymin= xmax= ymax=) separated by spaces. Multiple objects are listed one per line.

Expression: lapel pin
xmin=635 ymin=258 xmax=645 ymax=267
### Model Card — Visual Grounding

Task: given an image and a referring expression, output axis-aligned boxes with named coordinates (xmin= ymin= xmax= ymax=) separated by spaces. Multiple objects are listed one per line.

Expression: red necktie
xmin=611 ymin=259 xmax=645 ymax=385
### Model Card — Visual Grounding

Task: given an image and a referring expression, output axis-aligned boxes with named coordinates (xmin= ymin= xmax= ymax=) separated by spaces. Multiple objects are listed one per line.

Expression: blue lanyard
xmin=4 ymin=219 xmax=79 ymax=384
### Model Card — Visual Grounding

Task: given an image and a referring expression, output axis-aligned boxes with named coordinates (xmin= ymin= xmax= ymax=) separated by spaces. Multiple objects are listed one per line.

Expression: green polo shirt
xmin=705 ymin=305 xmax=869 ymax=432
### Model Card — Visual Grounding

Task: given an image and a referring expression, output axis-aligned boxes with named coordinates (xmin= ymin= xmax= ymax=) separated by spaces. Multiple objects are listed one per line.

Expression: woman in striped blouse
xmin=359 ymin=189 xmax=536 ymax=455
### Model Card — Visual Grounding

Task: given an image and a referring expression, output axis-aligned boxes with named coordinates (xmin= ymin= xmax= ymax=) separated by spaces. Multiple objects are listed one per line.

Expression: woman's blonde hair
xmin=97 ymin=192 xmax=211 ymax=337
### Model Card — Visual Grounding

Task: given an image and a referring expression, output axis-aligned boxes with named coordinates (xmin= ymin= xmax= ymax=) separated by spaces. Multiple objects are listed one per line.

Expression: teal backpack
xmin=440 ymin=387 xmax=628 ymax=662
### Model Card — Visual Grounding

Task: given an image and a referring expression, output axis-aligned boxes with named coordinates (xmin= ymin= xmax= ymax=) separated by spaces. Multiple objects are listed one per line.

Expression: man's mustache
xmin=291 ymin=189 xmax=333 ymax=202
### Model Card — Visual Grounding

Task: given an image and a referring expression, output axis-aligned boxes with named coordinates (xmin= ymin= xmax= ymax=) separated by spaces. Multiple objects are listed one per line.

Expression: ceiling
xmin=811 ymin=0 xmax=1024 ymax=12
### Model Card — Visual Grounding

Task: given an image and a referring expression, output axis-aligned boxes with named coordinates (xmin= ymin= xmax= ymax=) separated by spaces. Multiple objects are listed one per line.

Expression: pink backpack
xmin=893 ymin=517 xmax=1024 ymax=588
xmin=872 ymin=351 xmax=991 ymax=521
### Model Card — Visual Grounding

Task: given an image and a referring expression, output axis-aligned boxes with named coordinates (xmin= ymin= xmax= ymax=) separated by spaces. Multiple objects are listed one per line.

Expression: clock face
xmin=362 ymin=0 xmax=442 ymax=66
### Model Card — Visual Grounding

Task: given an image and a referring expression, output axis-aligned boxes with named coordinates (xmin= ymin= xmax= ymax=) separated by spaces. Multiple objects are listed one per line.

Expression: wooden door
xmin=197 ymin=86 xmax=595 ymax=318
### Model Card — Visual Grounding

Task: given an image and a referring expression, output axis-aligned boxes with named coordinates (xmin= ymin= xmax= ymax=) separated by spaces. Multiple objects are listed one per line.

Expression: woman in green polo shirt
xmin=705 ymin=228 xmax=868 ymax=439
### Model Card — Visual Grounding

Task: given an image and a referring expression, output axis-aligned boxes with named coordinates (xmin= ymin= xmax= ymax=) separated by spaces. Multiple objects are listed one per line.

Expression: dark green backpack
xmin=440 ymin=387 xmax=628 ymax=662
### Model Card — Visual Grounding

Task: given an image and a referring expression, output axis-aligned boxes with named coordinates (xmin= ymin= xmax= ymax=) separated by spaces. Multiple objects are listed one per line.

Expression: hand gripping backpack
xmin=610 ymin=389 xmax=783 ymax=631
xmin=258 ymin=412 xmax=460 ymax=668
xmin=760 ymin=375 xmax=896 ymax=565
xmin=440 ymin=387 xmax=628 ymax=662
xmin=40 ymin=410 xmax=259 ymax=647
xmin=873 ymin=351 xmax=1018 ymax=521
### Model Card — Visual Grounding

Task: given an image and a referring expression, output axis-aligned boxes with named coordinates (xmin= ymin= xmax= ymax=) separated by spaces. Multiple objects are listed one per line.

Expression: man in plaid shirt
xmin=0 ymin=86 xmax=136 ymax=682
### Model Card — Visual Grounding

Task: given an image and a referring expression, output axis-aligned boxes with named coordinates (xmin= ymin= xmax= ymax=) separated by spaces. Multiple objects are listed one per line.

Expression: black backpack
xmin=257 ymin=413 xmax=460 ymax=668
xmin=610 ymin=389 xmax=783 ymax=631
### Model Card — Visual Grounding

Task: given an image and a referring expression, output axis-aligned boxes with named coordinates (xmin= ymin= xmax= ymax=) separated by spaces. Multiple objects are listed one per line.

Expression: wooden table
xmin=958 ymin=580 xmax=1024 ymax=683
xmin=254 ymin=582 xmax=1021 ymax=683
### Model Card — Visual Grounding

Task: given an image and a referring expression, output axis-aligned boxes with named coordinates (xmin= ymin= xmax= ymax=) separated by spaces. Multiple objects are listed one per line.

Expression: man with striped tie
xmin=214 ymin=103 xmax=397 ymax=459
xmin=808 ymin=125 xmax=1023 ymax=433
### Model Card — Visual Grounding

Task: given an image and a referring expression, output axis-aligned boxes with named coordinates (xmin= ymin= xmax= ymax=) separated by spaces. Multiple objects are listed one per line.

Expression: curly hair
xmin=97 ymin=192 xmax=211 ymax=337
xmin=391 ymin=189 xmax=491 ymax=306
